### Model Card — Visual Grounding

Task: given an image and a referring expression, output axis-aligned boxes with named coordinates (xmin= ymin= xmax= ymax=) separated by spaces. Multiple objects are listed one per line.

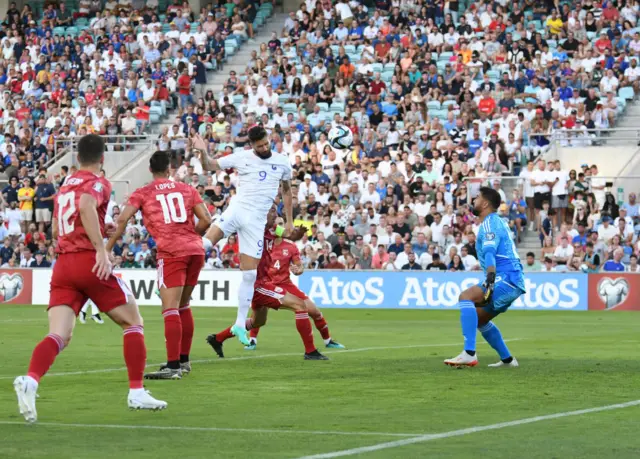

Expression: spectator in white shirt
xmin=360 ymin=182 xmax=381 ymax=207
xmin=600 ymin=69 xmax=619 ymax=94
xmin=552 ymin=235 xmax=574 ymax=268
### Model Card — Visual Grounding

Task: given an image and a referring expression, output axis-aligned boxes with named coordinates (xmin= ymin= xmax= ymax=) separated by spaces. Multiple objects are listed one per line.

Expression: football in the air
xmin=328 ymin=124 xmax=354 ymax=150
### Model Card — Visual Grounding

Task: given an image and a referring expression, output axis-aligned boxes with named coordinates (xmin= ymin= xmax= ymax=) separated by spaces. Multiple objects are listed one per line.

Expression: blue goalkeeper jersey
xmin=476 ymin=213 xmax=523 ymax=274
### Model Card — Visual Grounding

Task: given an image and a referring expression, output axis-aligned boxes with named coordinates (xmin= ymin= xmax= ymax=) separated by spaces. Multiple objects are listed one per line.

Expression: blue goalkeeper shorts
xmin=480 ymin=271 xmax=526 ymax=315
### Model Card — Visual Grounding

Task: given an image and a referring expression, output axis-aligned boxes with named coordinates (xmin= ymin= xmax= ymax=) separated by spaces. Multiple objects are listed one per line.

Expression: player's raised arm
xmin=106 ymin=204 xmax=138 ymax=252
xmin=79 ymin=193 xmax=111 ymax=281
xmin=192 ymin=134 xmax=221 ymax=172
xmin=281 ymin=180 xmax=294 ymax=235
xmin=194 ymin=202 xmax=212 ymax=235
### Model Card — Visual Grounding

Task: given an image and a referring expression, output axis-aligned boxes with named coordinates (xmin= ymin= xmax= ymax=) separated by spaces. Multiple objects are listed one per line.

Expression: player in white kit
xmin=195 ymin=126 xmax=294 ymax=345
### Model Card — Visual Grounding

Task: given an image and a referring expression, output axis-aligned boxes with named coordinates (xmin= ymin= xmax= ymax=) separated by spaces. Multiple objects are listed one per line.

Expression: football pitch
xmin=0 ymin=305 xmax=639 ymax=459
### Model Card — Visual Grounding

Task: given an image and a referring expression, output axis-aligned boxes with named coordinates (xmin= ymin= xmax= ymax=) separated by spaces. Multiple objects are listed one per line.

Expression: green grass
xmin=0 ymin=306 xmax=639 ymax=458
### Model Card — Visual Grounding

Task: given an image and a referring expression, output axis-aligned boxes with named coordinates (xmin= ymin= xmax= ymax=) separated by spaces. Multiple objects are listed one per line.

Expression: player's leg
xmin=206 ymin=211 xmax=256 ymax=345
xmin=106 ymin=296 xmax=167 ymax=410
xmin=79 ymin=300 xmax=89 ymax=324
xmin=143 ymin=257 xmax=185 ymax=380
xmin=174 ymin=255 xmax=204 ymax=372
xmin=207 ymin=305 xmax=268 ymax=358
xmin=278 ymin=294 xmax=328 ymax=360
xmin=444 ymin=285 xmax=485 ymax=367
xmin=86 ymin=271 xmax=166 ymax=410
xmin=89 ymin=300 xmax=104 ymax=324
xmin=305 ymin=300 xmax=345 ymax=349
xmin=234 ymin=253 xmax=260 ymax=345
xmin=481 ymin=280 xmax=521 ymax=368
xmin=177 ymin=287 xmax=195 ymax=373
xmin=14 ymin=304 xmax=77 ymax=423
xmin=175 ymin=254 xmax=204 ymax=370
xmin=279 ymin=281 xmax=346 ymax=350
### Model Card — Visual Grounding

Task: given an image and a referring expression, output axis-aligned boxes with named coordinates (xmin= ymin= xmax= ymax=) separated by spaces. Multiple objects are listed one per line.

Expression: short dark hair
xmin=61 ymin=166 xmax=69 ymax=173
xmin=526 ymin=252 xmax=535 ymax=258
xmin=248 ymin=125 xmax=267 ymax=143
xmin=478 ymin=186 xmax=501 ymax=211
xmin=77 ymin=134 xmax=105 ymax=166
xmin=149 ymin=150 xmax=171 ymax=174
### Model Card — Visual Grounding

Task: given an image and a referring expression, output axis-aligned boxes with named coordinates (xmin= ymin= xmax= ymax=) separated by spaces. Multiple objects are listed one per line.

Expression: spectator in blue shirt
xmin=0 ymin=236 xmax=13 ymax=265
xmin=557 ymin=80 xmax=573 ymax=100
xmin=388 ymin=234 xmax=405 ymax=255
xmin=602 ymin=248 xmax=626 ymax=272
xmin=311 ymin=164 xmax=330 ymax=186
xmin=268 ymin=67 xmax=283 ymax=91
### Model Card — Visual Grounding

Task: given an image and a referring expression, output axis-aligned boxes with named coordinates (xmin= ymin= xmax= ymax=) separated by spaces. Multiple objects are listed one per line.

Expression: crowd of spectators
xmin=0 ymin=0 xmax=639 ymax=273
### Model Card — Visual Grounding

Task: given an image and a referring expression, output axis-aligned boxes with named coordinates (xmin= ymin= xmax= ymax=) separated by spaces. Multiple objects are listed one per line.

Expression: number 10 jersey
xmin=128 ymin=178 xmax=205 ymax=258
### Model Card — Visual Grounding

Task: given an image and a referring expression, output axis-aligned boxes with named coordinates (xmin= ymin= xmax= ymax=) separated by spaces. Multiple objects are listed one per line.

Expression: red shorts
xmin=252 ymin=281 xmax=308 ymax=310
xmin=49 ymin=251 xmax=131 ymax=316
xmin=157 ymin=254 xmax=205 ymax=289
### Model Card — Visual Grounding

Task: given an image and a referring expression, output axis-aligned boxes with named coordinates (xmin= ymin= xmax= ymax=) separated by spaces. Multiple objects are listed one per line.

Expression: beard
xmin=471 ymin=206 xmax=481 ymax=217
xmin=255 ymin=150 xmax=272 ymax=159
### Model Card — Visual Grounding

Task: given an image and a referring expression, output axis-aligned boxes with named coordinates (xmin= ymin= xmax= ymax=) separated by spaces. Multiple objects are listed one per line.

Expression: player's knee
xmin=241 ymin=269 xmax=257 ymax=285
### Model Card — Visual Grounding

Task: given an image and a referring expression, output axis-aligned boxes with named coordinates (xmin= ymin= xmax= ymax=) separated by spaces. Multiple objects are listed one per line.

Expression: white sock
xmin=81 ymin=301 xmax=91 ymax=314
xmin=324 ymin=338 xmax=332 ymax=346
xmin=90 ymin=302 xmax=100 ymax=316
xmin=235 ymin=269 xmax=257 ymax=328
xmin=129 ymin=388 xmax=146 ymax=397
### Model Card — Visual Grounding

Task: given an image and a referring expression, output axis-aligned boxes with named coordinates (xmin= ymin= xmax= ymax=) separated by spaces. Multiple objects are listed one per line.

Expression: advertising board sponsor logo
xmin=300 ymin=272 xmax=588 ymax=310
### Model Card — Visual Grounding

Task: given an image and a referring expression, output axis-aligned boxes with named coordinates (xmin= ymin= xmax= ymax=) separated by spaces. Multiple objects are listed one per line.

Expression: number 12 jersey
xmin=54 ymin=170 xmax=112 ymax=254
xmin=127 ymin=179 xmax=205 ymax=258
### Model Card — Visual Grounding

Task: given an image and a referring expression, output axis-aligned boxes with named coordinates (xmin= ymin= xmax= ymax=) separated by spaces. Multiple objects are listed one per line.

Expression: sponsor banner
xmin=588 ymin=273 xmax=640 ymax=311
xmin=33 ymin=269 xmax=245 ymax=307
xmin=0 ymin=269 xmax=32 ymax=304
xmin=298 ymin=271 xmax=588 ymax=311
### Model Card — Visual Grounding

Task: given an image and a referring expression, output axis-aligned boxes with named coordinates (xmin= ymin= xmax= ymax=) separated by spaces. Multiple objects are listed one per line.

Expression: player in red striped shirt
xmin=14 ymin=135 xmax=167 ymax=424
xmin=107 ymin=150 xmax=212 ymax=380
xmin=207 ymin=206 xmax=344 ymax=360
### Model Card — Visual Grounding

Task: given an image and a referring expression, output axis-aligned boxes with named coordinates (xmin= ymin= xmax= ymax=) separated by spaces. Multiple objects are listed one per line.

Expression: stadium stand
xmin=0 ymin=0 xmax=639 ymax=273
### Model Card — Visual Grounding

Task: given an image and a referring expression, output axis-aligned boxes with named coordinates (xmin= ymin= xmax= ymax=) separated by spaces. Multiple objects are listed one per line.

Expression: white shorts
xmin=20 ymin=210 xmax=33 ymax=222
xmin=36 ymin=208 xmax=52 ymax=223
xmin=215 ymin=204 xmax=266 ymax=259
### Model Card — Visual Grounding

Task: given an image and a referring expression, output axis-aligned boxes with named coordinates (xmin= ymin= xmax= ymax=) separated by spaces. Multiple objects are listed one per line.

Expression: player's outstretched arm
xmin=193 ymin=134 xmax=220 ymax=172
xmin=193 ymin=202 xmax=213 ymax=235
xmin=79 ymin=194 xmax=112 ymax=281
xmin=281 ymin=180 xmax=294 ymax=235
xmin=106 ymin=204 xmax=138 ymax=252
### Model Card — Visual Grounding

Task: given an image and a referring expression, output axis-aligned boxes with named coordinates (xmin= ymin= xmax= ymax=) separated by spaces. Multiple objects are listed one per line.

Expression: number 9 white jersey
xmin=215 ymin=150 xmax=292 ymax=259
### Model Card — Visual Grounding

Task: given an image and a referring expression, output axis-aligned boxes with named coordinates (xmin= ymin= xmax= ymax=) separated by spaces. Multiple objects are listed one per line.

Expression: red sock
xmin=179 ymin=306 xmax=194 ymax=362
xmin=162 ymin=309 xmax=182 ymax=363
xmin=313 ymin=313 xmax=331 ymax=341
xmin=249 ymin=327 xmax=260 ymax=339
xmin=123 ymin=326 xmax=146 ymax=389
xmin=216 ymin=326 xmax=233 ymax=343
xmin=295 ymin=312 xmax=316 ymax=353
xmin=27 ymin=334 xmax=65 ymax=383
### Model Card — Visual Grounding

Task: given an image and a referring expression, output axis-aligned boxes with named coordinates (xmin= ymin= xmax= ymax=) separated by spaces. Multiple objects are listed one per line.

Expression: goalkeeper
xmin=444 ymin=187 xmax=526 ymax=369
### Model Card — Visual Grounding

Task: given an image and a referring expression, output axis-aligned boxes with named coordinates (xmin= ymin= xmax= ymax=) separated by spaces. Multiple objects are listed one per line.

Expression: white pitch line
xmin=295 ymin=399 xmax=640 ymax=459
xmin=0 ymin=420 xmax=421 ymax=438
xmin=0 ymin=339 xmax=521 ymax=380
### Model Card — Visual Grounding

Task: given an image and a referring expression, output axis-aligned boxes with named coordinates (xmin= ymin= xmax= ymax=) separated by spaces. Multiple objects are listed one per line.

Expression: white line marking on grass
xmin=0 ymin=421 xmax=422 ymax=438
xmin=0 ymin=339 xmax=521 ymax=380
xmin=295 ymin=399 xmax=640 ymax=459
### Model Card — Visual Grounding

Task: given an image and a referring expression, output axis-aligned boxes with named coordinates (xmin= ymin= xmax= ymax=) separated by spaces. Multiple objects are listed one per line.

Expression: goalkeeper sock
xmin=459 ymin=300 xmax=477 ymax=354
xmin=479 ymin=321 xmax=511 ymax=360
